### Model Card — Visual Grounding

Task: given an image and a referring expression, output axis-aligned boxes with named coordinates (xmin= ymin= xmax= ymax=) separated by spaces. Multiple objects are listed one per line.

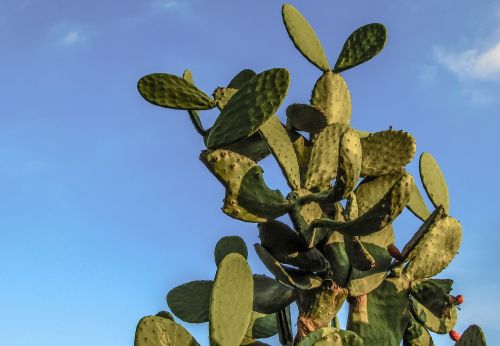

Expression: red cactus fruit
xmin=449 ymin=330 xmax=461 ymax=341
xmin=387 ymin=243 xmax=403 ymax=261
xmin=455 ymin=294 xmax=464 ymax=305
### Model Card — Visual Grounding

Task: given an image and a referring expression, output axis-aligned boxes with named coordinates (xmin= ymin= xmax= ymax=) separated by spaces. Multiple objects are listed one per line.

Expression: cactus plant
xmin=134 ymin=3 xmax=487 ymax=345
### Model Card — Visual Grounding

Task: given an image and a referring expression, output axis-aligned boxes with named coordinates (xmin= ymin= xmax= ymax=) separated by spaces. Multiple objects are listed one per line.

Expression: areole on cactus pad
xmin=134 ymin=2 xmax=486 ymax=346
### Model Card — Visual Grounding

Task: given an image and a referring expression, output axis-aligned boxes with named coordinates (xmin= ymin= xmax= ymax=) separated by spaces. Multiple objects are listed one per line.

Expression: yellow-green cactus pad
xmin=135 ymin=316 xmax=199 ymax=346
xmin=182 ymin=69 xmax=194 ymax=84
xmin=259 ymin=115 xmax=301 ymax=190
xmin=347 ymin=277 xmax=411 ymax=346
xmin=410 ymin=298 xmax=457 ymax=334
xmin=287 ymin=130 xmax=312 ymax=184
xmin=347 ymin=225 xmax=395 ymax=296
xmin=223 ymin=133 xmax=271 ymax=162
xmin=228 ymin=69 xmax=257 ymax=89
xmin=456 ymin=325 xmax=487 ymax=346
xmin=360 ymin=130 xmax=416 ymax=176
xmin=407 ymin=178 xmax=431 ymax=221
xmin=206 ymin=68 xmax=290 ymax=148
xmin=355 ymin=173 xmax=403 ymax=214
xmin=200 ymin=149 xmax=289 ymax=222
xmin=323 ymin=230 xmax=351 ymax=287
xmin=252 ymin=274 xmax=296 ymax=314
xmin=138 ymin=73 xmax=216 ymax=110
xmin=249 ymin=312 xmax=278 ymax=339
xmin=420 ymin=152 xmax=450 ymax=213
xmin=209 ymin=253 xmax=253 ymax=346
xmin=403 ymin=315 xmax=435 ymax=346
xmin=403 ymin=215 xmax=462 ymax=280
xmin=286 ymin=103 xmax=329 ymax=133
xmin=334 ymin=23 xmax=387 ymax=72
xmin=297 ymin=327 xmax=363 ymax=346
xmin=167 ymin=280 xmax=213 ymax=323
xmin=254 ymin=244 xmax=321 ymax=290
xmin=214 ymin=236 xmax=248 ymax=266
xmin=310 ymin=173 xmax=412 ymax=237
xmin=333 ymin=128 xmax=362 ymax=200
xmin=282 ymin=4 xmax=330 ymax=71
xmin=304 ymin=123 xmax=344 ymax=189
xmin=213 ymin=87 xmax=238 ymax=110
xmin=288 ymin=188 xmax=324 ymax=247
xmin=310 ymin=71 xmax=352 ymax=125
xmin=410 ymin=279 xmax=453 ymax=318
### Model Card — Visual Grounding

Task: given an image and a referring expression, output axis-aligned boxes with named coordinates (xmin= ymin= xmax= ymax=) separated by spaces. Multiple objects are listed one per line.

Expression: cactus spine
xmin=134 ymin=3 xmax=487 ymax=345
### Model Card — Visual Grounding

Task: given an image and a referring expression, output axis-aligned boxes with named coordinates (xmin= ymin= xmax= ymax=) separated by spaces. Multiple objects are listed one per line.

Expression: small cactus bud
xmin=387 ymin=243 xmax=403 ymax=261
xmin=449 ymin=330 xmax=461 ymax=341
xmin=455 ymin=294 xmax=464 ymax=304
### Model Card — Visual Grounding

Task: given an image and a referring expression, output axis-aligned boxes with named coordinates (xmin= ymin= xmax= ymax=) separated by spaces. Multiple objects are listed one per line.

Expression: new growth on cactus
xmin=134 ymin=3 xmax=487 ymax=346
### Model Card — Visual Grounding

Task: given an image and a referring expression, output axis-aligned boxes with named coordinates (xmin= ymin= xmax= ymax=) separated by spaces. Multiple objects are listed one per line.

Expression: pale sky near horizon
xmin=0 ymin=0 xmax=499 ymax=345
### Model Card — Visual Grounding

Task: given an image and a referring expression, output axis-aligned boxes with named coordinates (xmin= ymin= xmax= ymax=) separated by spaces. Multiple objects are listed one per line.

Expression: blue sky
xmin=0 ymin=0 xmax=499 ymax=345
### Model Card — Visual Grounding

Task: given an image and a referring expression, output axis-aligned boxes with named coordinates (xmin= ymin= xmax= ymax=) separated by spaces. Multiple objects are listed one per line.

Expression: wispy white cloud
xmin=435 ymin=42 xmax=500 ymax=81
xmin=60 ymin=30 xmax=83 ymax=46
xmin=151 ymin=0 xmax=190 ymax=11
xmin=45 ymin=20 xmax=89 ymax=49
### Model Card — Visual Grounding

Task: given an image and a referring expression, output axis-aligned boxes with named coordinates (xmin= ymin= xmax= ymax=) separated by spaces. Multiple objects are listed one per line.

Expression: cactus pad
xmin=135 ymin=316 xmax=199 ymax=346
xmin=410 ymin=297 xmax=457 ymax=334
xmin=259 ymin=115 xmax=301 ymax=190
xmin=403 ymin=315 xmax=435 ymax=346
xmin=360 ymin=130 xmax=416 ymax=176
xmin=200 ymin=149 xmax=289 ymax=222
xmin=251 ymin=313 xmax=278 ymax=339
xmin=252 ymin=274 xmax=296 ymax=314
xmin=297 ymin=327 xmax=363 ymax=346
xmin=334 ymin=23 xmax=387 ymax=72
xmin=304 ymin=123 xmax=344 ymax=189
xmin=228 ymin=69 xmax=257 ymax=89
xmin=407 ymin=178 xmax=431 ymax=221
xmin=311 ymin=71 xmax=352 ymax=125
xmin=223 ymin=133 xmax=271 ymax=162
xmin=138 ymin=73 xmax=216 ymax=110
xmin=286 ymin=103 xmax=329 ymax=133
xmin=167 ymin=280 xmax=213 ymax=323
xmin=282 ymin=4 xmax=330 ymax=71
xmin=214 ymin=236 xmax=248 ymax=266
xmin=456 ymin=325 xmax=487 ymax=346
xmin=206 ymin=68 xmax=290 ymax=148
xmin=209 ymin=253 xmax=253 ymax=346
xmin=410 ymin=279 xmax=453 ymax=317
xmin=333 ymin=128 xmax=362 ymax=200
xmin=288 ymin=188 xmax=324 ymax=247
xmin=213 ymin=87 xmax=238 ymax=110
xmin=420 ymin=152 xmax=450 ymax=213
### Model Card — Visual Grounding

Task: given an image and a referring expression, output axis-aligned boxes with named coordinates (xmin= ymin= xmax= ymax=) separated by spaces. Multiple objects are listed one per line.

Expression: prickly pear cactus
xmin=134 ymin=3 xmax=487 ymax=345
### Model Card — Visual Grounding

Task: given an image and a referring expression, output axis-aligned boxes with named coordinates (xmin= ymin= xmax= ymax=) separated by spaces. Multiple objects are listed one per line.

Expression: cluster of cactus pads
xmin=134 ymin=4 xmax=487 ymax=346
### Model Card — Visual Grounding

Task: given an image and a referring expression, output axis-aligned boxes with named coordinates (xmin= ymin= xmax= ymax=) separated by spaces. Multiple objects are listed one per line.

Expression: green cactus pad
xmin=455 ymin=325 xmax=487 ymax=346
xmin=135 ymin=316 xmax=199 ymax=346
xmin=420 ymin=152 xmax=450 ymax=213
xmin=253 ymin=274 xmax=296 ymax=314
xmin=167 ymin=280 xmax=212 ymax=323
xmin=209 ymin=253 xmax=253 ymax=346
xmin=355 ymin=173 xmax=403 ymax=214
xmin=214 ymin=236 xmax=248 ymax=266
xmin=345 ymin=236 xmax=376 ymax=271
xmin=206 ymin=68 xmax=290 ymax=148
xmin=310 ymin=71 xmax=352 ymax=125
xmin=240 ymin=338 xmax=270 ymax=346
xmin=333 ymin=129 xmax=362 ymax=200
xmin=407 ymin=178 xmax=431 ymax=221
xmin=180 ymin=70 xmax=207 ymax=136
xmin=258 ymin=219 xmax=305 ymax=257
xmin=223 ymin=133 xmax=271 ymax=162
xmin=287 ymin=130 xmax=312 ymax=183
xmin=310 ymin=173 xmax=412 ymax=237
xmin=228 ymin=69 xmax=257 ymax=89
xmin=259 ymin=115 xmax=301 ymax=190
xmin=251 ymin=313 xmax=278 ymax=339
xmin=347 ymin=225 xmax=395 ymax=296
xmin=360 ymin=130 xmax=416 ymax=176
xmin=281 ymin=4 xmax=330 ymax=71
xmin=347 ymin=277 xmax=411 ymax=346
xmin=286 ymin=103 xmax=329 ymax=133
xmin=304 ymin=123 xmax=344 ymax=189
xmin=403 ymin=315 xmax=435 ymax=346
xmin=410 ymin=297 xmax=457 ymax=334
xmin=334 ymin=23 xmax=387 ymax=72
xmin=288 ymin=188 xmax=325 ymax=247
xmin=138 ymin=73 xmax=216 ymax=110
xmin=410 ymin=279 xmax=453 ymax=318
xmin=403 ymin=215 xmax=462 ymax=280
xmin=254 ymin=244 xmax=321 ymax=290
xmin=200 ymin=149 xmax=289 ymax=222
xmin=213 ymin=87 xmax=238 ymax=110
xmin=323 ymin=231 xmax=351 ymax=287
xmin=182 ymin=69 xmax=194 ymax=84
xmin=297 ymin=327 xmax=363 ymax=346
xmin=156 ymin=311 xmax=175 ymax=321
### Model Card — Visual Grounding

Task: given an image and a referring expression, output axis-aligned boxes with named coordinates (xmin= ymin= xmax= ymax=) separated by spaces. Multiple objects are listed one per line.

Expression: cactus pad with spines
xmin=286 ymin=103 xmax=329 ymax=133
xmin=209 ymin=253 xmax=253 ymax=346
xmin=334 ymin=23 xmax=387 ymax=72
xmin=252 ymin=274 xmax=296 ymax=314
xmin=135 ymin=316 xmax=199 ymax=346
xmin=407 ymin=178 xmax=431 ymax=221
xmin=281 ymin=4 xmax=330 ymax=71
xmin=167 ymin=281 xmax=213 ymax=323
xmin=333 ymin=128 xmax=362 ymax=200
xmin=403 ymin=315 xmax=435 ymax=346
xmin=310 ymin=71 xmax=352 ymax=125
xmin=206 ymin=68 xmax=290 ymax=149
xmin=420 ymin=152 xmax=450 ymax=213
xmin=138 ymin=73 xmax=216 ymax=110
xmin=227 ymin=69 xmax=257 ymax=89
xmin=456 ymin=325 xmax=487 ymax=346
xmin=213 ymin=87 xmax=238 ymax=110
xmin=410 ymin=297 xmax=457 ymax=334
xmin=297 ymin=327 xmax=363 ymax=346
xmin=410 ymin=279 xmax=453 ymax=317
xmin=214 ymin=236 xmax=248 ymax=266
